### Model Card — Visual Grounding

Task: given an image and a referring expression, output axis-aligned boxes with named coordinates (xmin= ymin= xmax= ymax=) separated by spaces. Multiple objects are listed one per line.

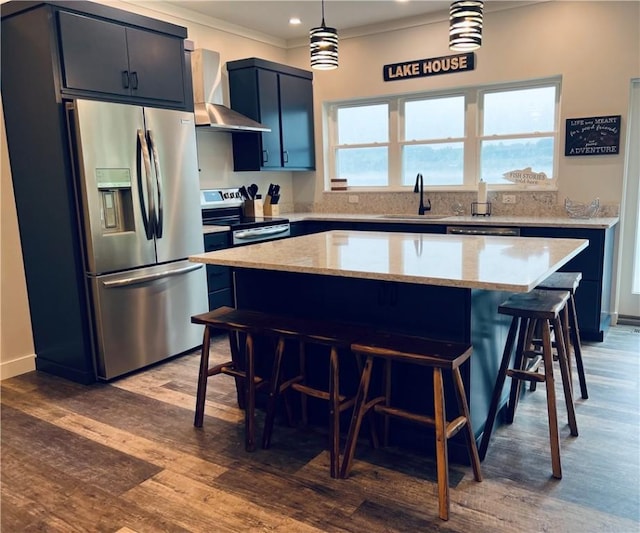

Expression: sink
xmin=378 ymin=214 xmax=451 ymax=220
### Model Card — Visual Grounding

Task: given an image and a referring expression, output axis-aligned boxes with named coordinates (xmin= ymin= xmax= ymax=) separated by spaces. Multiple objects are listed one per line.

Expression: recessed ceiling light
xmin=289 ymin=17 xmax=301 ymax=25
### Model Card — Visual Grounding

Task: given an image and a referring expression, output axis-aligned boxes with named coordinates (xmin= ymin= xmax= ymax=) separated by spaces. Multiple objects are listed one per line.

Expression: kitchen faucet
xmin=413 ymin=173 xmax=431 ymax=215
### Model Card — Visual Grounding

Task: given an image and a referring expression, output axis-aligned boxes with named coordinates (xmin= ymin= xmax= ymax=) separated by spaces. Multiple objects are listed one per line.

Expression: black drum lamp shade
xmin=449 ymin=0 xmax=484 ymax=51
xmin=310 ymin=0 xmax=338 ymax=70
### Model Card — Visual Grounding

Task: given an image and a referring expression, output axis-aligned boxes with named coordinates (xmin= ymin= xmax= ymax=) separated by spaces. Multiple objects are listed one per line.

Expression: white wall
xmin=1 ymin=103 xmax=35 ymax=379
xmin=286 ymin=1 xmax=640 ymax=207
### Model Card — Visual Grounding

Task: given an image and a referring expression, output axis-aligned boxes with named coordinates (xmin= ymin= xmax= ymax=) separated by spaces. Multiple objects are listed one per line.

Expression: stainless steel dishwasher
xmin=446 ymin=225 xmax=521 ymax=236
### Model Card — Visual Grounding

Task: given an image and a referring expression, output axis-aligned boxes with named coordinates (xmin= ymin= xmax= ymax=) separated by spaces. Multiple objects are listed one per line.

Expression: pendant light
xmin=310 ymin=0 xmax=338 ymax=70
xmin=449 ymin=0 xmax=484 ymax=52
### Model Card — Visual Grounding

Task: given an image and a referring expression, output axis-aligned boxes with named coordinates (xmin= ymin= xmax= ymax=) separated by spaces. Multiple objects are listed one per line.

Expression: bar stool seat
xmin=536 ymin=272 xmax=588 ymax=399
xmin=479 ymin=290 xmax=578 ymax=479
xmin=340 ymin=332 xmax=482 ymax=521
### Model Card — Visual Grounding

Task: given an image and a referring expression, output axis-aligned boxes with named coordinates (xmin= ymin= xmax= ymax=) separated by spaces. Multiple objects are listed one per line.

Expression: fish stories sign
xmin=383 ymin=52 xmax=475 ymax=82
xmin=565 ymin=115 xmax=621 ymax=156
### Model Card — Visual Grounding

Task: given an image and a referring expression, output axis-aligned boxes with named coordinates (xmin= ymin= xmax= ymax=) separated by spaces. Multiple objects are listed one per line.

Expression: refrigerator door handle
xmin=147 ymin=129 xmax=164 ymax=238
xmin=137 ymin=129 xmax=156 ymax=240
xmin=101 ymin=263 xmax=204 ymax=288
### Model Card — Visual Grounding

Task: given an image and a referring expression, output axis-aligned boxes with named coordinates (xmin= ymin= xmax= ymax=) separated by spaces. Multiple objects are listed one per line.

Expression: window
xmin=335 ymin=103 xmax=389 ymax=186
xmin=480 ymin=85 xmax=557 ymax=185
xmin=327 ymin=78 xmax=560 ymax=190
xmin=402 ymin=95 xmax=465 ymax=187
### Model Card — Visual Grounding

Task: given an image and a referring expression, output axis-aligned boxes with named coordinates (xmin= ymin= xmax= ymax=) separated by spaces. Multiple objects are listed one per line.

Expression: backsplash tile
xmin=291 ymin=191 xmax=619 ymax=218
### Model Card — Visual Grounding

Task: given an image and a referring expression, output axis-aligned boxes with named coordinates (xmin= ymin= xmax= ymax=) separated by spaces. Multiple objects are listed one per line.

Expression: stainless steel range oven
xmin=201 ymin=188 xmax=290 ymax=245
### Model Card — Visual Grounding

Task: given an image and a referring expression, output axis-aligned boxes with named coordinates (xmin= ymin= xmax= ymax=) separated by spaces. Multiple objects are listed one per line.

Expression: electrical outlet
xmin=348 ymin=195 xmax=359 ymax=204
xmin=503 ymin=194 xmax=516 ymax=204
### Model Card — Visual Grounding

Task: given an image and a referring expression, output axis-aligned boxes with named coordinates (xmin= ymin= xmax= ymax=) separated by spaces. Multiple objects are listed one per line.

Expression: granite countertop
xmin=285 ymin=212 xmax=619 ymax=229
xmin=190 ymin=230 xmax=589 ymax=292
xmin=203 ymin=225 xmax=231 ymax=235
xmin=202 ymin=213 xmax=618 ymax=235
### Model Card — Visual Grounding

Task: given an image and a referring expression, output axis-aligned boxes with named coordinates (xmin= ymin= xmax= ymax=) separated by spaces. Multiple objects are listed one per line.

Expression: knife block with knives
xmin=264 ymin=183 xmax=280 ymax=216
xmin=264 ymin=196 xmax=279 ymax=216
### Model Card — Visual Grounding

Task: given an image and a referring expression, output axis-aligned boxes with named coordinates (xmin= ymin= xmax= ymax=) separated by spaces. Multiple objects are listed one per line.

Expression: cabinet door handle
xmin=262 ymin=149 xmax=269 ymax=164
xmin=122 ymin=70 xmax=130 ymax=89
xmin=283 ymin=150 xmax=289 ymax=163
xmin=130 ymin=71 xmax=139 ymax=90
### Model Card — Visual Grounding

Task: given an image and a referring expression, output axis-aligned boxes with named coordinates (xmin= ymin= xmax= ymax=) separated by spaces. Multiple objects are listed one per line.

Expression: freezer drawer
xmin=90 ymin=260 xmax=207 ymax=379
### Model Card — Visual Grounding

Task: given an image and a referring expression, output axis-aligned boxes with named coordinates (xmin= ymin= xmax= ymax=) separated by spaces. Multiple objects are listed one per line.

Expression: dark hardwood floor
xmin=2 ymin=325 xmax=639 ymax=532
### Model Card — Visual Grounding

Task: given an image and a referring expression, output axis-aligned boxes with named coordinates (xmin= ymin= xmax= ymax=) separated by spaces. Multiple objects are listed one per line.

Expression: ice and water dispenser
xmin=96 ymin=168 xmax=135 ymax=234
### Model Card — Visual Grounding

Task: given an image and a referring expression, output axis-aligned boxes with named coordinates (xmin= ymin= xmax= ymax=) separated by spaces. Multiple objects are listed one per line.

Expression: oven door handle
xmin=234 ymin=225 xmax=290 ymax=240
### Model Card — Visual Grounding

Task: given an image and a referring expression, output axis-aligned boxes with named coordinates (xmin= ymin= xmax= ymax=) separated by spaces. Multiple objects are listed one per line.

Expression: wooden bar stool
xmin=340 ymin=333 xmax=482 ymax=521
xmin=192 ymin=306 xmax=277 ymax=452
xmin=262 ymin=318 xmax=376 ymax=478
xmin=479 ymin=290 xmax=578 ymax=479
xmin=536 ymin=271 xmax=588 ymax=399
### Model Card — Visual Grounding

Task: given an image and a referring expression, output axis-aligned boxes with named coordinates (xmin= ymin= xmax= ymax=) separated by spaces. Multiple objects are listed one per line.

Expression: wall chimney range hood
xmin=191 ymin=49 xmax=270 ymax=132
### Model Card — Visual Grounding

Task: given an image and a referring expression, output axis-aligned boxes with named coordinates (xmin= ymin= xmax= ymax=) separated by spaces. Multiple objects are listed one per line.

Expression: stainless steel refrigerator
xmin=66 ymin=99 xmax=207 ymax=380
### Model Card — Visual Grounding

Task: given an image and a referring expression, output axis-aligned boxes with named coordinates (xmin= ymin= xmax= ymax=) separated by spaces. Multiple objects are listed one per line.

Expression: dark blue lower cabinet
xmin=204 ymin=232 xmax=233 ymax=310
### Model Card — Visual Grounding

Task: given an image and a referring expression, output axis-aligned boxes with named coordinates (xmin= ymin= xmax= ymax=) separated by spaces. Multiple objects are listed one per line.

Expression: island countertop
xmin=190 ymin=230 xmax=588 ymax=293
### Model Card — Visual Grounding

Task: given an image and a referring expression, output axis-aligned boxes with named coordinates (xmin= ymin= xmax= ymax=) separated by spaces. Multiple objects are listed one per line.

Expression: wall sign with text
xmin=383 ymin=52 xmax=475 ymax=82
xmin=565 ymin=115 xmax=621 ymax=156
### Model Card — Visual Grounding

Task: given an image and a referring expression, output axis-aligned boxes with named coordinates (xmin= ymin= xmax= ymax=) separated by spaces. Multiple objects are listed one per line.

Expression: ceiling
xmin=157 ymin=1 xmax=454 ymax=43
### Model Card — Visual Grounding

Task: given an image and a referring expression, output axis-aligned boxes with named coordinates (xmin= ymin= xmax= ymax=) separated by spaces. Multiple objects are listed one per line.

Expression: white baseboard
xmin=0 ymin=353 xmax=36 ymax=380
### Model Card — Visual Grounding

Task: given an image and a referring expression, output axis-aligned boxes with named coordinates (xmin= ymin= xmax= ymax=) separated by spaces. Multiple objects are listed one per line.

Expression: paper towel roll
xmin=478 ymin=180 xmax=488 ymax=203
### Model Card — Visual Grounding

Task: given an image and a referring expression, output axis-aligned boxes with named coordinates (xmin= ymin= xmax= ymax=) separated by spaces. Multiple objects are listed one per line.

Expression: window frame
xmin=326 ymin=76 xmax=561 ymax=192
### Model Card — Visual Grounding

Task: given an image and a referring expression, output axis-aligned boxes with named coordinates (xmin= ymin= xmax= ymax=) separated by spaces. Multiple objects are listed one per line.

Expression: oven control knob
xmin=223 ymin=192 xmax=230 ymax=199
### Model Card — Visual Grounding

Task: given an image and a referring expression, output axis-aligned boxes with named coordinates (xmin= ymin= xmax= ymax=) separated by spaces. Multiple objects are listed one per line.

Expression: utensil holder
xmin=243 ymin=199 xmax=263 ymax=218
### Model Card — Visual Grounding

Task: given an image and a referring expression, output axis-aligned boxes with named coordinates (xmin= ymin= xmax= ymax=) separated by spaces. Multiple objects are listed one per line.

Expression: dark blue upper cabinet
xmin=58 ymin=10 xmax=186 ymax=106
xmin=227 ymin=58 xmax=315 ymax=171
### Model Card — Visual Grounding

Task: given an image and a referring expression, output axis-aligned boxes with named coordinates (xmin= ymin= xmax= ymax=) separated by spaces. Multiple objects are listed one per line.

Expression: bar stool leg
xmin=352 ymin=353 xmax=380 ymax=450
xmin=507 ymin=317 xmax=529 ymax=423
xmin=229 ymin=331 xmax=246 ymax=410
xmin=560 ymin=304 xmax=574 ymax=395
xmin=383 ymin=359 xmax=392 ymax=446
xmin=340 ymin=355 xmax=375 ymax=479
xmin=541 ymin=321 xmax=562 ymax=479
xmin=528 ymin=319 xmax=540 ymax=392
xmin=452 ymin=367 xmax=482 ymax=482
xmin=433 ymin=367 xmax=450 ymax=521
xmin=299 ymin=341 xmax=309 ymax=426
xmin=553 ymin=317 xmax=578 ymax=437
xmin=194 ymin=326 xmax=212 ymax=428
xmin=479 ymin=316 xmax=519 ymax=460
xmin=245 ymin=334 xmax=256 ymax=452
xmin=568 ymin=296 xmax=589 ymax=399
xmin=262 ymin=336 xmax=286 ymax=449
xmin=329 ymin=346 xmax=341 ymax=478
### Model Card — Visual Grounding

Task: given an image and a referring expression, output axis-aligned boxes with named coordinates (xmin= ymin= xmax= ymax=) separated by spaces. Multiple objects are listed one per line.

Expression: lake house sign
xmin=383 ymin=52 xmax=475 ymax=82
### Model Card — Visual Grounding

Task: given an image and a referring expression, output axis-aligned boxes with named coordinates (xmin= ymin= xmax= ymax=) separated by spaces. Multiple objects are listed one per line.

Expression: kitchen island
xmin=285 ymin=214 xmax=618 ymax=341
xmin=190 ymin=230 xmax=588 ymax=459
